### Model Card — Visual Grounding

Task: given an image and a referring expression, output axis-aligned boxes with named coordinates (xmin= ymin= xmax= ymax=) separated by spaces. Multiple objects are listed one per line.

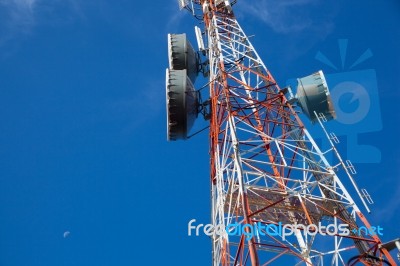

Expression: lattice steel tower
xmin=165 ymin=1 xmax=399 ymax=265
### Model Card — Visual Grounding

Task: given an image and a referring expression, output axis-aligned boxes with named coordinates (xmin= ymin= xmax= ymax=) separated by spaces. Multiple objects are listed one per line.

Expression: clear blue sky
xmin=0 ymin=0 xmax=399 ymax=265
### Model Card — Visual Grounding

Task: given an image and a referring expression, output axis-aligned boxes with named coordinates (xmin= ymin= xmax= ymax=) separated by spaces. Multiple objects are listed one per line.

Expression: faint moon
xmin=63 ymin=231 xmax=70 ymax=238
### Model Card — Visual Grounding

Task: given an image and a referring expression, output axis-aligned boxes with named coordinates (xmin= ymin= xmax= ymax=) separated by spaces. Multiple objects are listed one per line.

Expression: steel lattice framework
xmin=174 ymin=1 xmax=397 ymax=265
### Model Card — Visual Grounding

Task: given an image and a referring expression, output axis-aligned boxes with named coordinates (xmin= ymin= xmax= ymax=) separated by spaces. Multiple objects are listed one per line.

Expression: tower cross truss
xmin=167 ymin=1 xmax=399 ymax=265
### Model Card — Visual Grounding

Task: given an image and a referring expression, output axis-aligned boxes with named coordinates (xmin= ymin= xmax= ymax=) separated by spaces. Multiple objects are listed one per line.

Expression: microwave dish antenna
xmin=166 ymin=69 xmax=199 ymax=141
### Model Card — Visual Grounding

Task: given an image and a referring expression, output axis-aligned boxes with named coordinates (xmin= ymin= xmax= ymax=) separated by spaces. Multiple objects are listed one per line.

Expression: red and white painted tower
xmin=166 ymin=1 xmax=399 ymax=265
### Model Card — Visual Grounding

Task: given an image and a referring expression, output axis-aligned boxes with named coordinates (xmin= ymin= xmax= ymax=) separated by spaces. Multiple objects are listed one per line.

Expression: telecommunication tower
xmin=165 ymin=1 xmax=400 ymax=265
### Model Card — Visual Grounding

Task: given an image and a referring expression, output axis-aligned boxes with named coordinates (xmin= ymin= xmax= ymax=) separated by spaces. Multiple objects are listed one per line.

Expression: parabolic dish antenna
xmin=166 ymin=68 xmax=199 ymax=141
xmin=295 ymin=70 xmax=336 ymax=123
xmin=168 ymin=33 xmax=200 ymax=83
